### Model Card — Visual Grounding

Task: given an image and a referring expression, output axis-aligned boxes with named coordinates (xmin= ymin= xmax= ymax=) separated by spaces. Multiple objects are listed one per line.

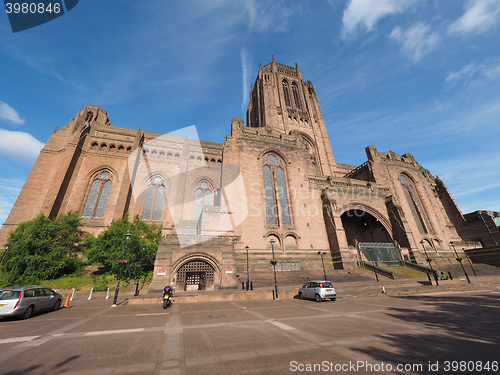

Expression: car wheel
xmin=298 ymin=292 xmax=304 ymax=300
xmin=315 ymin=294 xmax=322 ymax=303
xmin=53 ymin=300 xmax=61 ymax=311
xmin=330 ymin=298 xmax=336 ymax=301
xmin=23 ymin=305 xmax=34 ymax=320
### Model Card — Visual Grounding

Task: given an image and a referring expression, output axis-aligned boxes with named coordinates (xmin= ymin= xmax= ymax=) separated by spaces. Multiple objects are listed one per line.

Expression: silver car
xmin=298 ymin=280 xmax=336 ymax=302
xmin=0 ymin=286 xmax=62 ymax=319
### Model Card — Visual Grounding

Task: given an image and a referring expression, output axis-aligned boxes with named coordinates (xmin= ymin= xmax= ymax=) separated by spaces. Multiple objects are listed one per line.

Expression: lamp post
xmin=0 ymin=243 xmax=10 ymax=265
xmin=318 ymin=251 xmax=327 ymax=280
xmin=450 ymin=242 xmax=471 ymax=283
xmin=368 ymin=247 xmax=379 ymax=282
xmin=113 ymin=232 xmax=131 ymax=306
xmin=420 ymin=240 xmax=438 ymax=285
xmin=245 ymin=246 xmax=250 ymax=291
xmin=134 ymin=245 xmax=146 ymax=296
xmin=462 ymin=247 xmax=477 ymax=276
xmin=269 ymin=238 xmax=279 ymax=300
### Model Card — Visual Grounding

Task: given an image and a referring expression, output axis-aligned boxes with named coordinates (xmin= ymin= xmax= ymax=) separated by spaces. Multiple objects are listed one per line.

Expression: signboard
xmin=225 ymin=268 xmax=233 ymax=274
xmin=157 ymin=269 xmax=166 ymax=276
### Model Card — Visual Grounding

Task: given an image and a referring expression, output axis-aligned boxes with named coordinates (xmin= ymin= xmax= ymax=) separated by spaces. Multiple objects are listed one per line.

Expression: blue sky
xmin=1 ymin=0 xmax=499 ymax=224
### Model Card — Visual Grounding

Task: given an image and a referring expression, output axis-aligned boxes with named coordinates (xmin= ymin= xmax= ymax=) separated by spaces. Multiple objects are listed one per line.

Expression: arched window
xmin=142 ymin=177 xmax=166 ymax=221
xmin=194 ymin=180 xmax=213 ymax=220
xmin=82 ymin=171 xmax=113 ymax=218
xmin=292 ymin=82 xmax=301 ymax=109
xmin=262 ymin=154 xmax=291 ymax=226
xmin=400 ymin=175 xmax=430 ymax=234
xmin=282 ymin=80 xmax=291 ymax=107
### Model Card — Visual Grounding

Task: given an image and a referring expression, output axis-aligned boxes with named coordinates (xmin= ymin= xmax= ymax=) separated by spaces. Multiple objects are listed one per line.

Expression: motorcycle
xmin=162 ymin=287 xmax=173 ymax=309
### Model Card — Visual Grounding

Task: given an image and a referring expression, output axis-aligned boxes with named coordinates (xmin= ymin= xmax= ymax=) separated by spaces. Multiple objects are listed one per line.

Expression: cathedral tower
xmin=246 ymin=56 xmax=337 ymax=176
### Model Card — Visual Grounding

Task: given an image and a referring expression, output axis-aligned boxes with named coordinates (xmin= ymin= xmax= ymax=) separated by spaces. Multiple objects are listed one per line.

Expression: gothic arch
xmin=400 ymin=172 xmax=432 ymax=234
xmin=338 ymin=203 xmax=392 ymax=235
xmin=261 ymin=153 xmax=292 ymax=227
xmin=81 ymin=169 xmax=115 ymax=219
xmin=171 ymin=252 xmax=222 ymax=276
xmin=258 ymin=148 xmax=290 ymax=165
xmin=85 ymin=165 xmax=119 ymax=181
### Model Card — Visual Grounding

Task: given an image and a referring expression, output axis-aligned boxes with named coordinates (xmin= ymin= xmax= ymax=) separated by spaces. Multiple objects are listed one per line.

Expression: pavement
xmin=0 ymin=275 xmax=499 ymax=375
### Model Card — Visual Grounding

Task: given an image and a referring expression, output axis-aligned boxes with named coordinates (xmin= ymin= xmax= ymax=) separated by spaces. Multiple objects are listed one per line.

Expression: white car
xmin=0 ymin=286 xmax=62 ymax=319
xmin=298 ymin=280 xmax=336 ymax=302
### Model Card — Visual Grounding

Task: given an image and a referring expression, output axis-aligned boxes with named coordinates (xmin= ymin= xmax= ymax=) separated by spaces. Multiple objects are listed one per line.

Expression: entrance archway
xmin=341 ymin=208 xmax=392 ymax=246
xmin=176 ymin=260 xmax=215 ymax=291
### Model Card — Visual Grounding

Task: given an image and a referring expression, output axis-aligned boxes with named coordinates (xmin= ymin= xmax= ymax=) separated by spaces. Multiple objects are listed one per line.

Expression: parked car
xmin=0 ymin=286 xmax=62 ymax=319
xmin=298 ymin=280 xmax=336 ymax=302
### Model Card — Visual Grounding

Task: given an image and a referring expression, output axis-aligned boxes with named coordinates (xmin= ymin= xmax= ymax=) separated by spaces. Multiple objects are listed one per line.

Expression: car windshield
xmin=0 ymin=290 xmax=21 ymax=300
xmin=321 ymin=282 xmax=333 ymax=288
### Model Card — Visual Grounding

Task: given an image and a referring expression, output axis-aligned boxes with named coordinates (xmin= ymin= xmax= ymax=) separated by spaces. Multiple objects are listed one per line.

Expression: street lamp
xmin=318 ymin=251 xmax=327 ymax=280
xmin=450 ymin=242 xmax=471 ymax=283
xmin=134 ymin=245 xmax=146 ymax=296
xmin=462 ymin=247 xmax=477 ymax=276
xmin=113 ymin=232 xmax=132 ymax=306
xmin=245 ymin=246 xmax=250 ymax=291
xmin=269 ymin=238 xmax=279 ymax=300
xmin=367 ymin=248 xmax=379 ymax=282
xmin=420 ymin=240 xmax=438 ymax=285
xmin=0 ymin=243 xmax=10 ymax=265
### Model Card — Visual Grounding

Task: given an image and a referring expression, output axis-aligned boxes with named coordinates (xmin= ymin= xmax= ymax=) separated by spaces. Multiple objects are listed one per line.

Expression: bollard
xmin=106 ymin=287 xmax=110 ymax=299
xmin=250 ymin=281 xmax=253 ymax=291
xmin=272 ymin=289 xmax=275 ymax=300
xmin=70 ymin=288 xmax=75 ymax=302
xmin=241 ymin=282 xmax=244 ymax=290
xmin=88 ymin=287 xmax=93 ymax=300
xmin=245 ymin=281 xmax=249 ymax=291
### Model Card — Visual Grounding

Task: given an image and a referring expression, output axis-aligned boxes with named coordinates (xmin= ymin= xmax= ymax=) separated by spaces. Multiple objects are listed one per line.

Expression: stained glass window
xmin=142 ymin=177 xmax=165 ymax=221
xmin=153 ymin=185 xmax=165 ymax=221
xmin=194 ymin=180 xmax=212 ymax=220
xmin=82 ymin=171 xmax=112 ymax=218
xmin=400 ymin=175 xmax=430 ymax=234
xmin=276 ymin=167 xmax=291 ymax=226
xmin=262 ymin=154 xmax=291 ymax=227
xmin=292 ymin=82 xmax=301 ymax=109
xmin=282 ymin=80 xmax=291 ymax=107
xmin=263 ymin=165 xmax=277 ymax=225
xmin=82 ymin=180 xmax=100 ymax=217
xmin=142 ymin=184 xmax=155 ymax=220
xmin=95 ymin=180 xmax=111 ymax=218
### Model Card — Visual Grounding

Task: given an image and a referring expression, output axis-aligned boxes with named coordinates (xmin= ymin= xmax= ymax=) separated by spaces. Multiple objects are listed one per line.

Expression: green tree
xmin=86 ymin=215 xmax=161 ymax=280
xmin=0 ymin=212 xmax=86 ymax=285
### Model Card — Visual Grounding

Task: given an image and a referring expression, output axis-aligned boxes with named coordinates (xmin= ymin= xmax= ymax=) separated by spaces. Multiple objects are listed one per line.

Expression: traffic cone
xmin=381 ymin=285 xmax=387 ymax=294
xmin=63 ymin=293 xmax=70 ymax=308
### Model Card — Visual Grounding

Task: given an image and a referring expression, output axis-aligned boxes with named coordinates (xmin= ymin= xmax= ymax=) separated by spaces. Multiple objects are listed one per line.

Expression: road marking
xmin=136 ymin=313 xmax=170 ymax=316
xmin=267 ymin=320 xmax=295 ymax=331
xmin=0 ymin=336 xmax=39 ymax=344
xmin=85 ymin=328 xmax=144 ymax=336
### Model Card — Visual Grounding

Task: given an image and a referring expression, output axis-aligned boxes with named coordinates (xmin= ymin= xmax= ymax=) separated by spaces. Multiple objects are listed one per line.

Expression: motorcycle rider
xmin=162 ymin=286 xmax=173 ymax=308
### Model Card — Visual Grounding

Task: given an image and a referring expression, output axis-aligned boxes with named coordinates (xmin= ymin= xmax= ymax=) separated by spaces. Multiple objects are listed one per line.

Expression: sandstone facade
xmin=0 ymin=59 xmax=484 ymax=290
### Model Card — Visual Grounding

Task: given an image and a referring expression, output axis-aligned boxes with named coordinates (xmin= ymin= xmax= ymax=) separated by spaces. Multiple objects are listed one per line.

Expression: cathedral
xmin=0 ymin=58 xmax=484 ymax=291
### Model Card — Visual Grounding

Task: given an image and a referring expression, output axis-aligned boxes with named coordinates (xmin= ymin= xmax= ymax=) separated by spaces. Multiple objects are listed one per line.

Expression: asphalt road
xmin=0 ymin=289 xmax=499 ymax=375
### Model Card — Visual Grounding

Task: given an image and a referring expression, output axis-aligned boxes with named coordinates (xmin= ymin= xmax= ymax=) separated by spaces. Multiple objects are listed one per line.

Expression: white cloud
xmin=446 ymin=58 xmax=500 ymax=82
xmin=244 ymin=0 xmax=294 ymax=33
xmin=341 ymin=0 xmax=416 ymax=38
xmin=448 ymin=0 xmax=500 ymax=35
xmin=0 ymin=128 xmax=44 ymax=163
xmin=389 ymin=23 xmax=440 ymax=62
xmin=240 ymin=47 xmax=252 ymax=113
xmin=0 ymin=101 xmax=25 ymax=125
